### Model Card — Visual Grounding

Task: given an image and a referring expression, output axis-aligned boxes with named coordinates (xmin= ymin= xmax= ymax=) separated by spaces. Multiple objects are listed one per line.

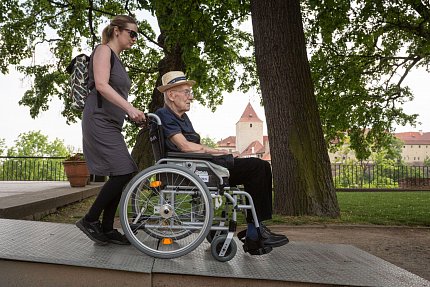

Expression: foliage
xmin=0 ymin=138 xmax=5 ymax=156
xmin=369 ymin=136 xmax=404 ymax=164
xmin=302 ymin=0 xmax=427 ymax=160
xmin=0 ymin=0 xmax=255 ymax=138
xmin=7 ymin=131 xmax=71 ymax=157
xmin=333 ymin=162 xmax=430 ymax=189
xmin=333 ymin=133 xmax=404 ymax=163
xmin=200 ymin=136 xmax=217 ymax=148
xmin=0 ymin=131 xmax=70 ymax=181
xmin=424 ymin=156 xmax=430 ymax=167
xmin=64 ymin=152 xmax=85 ymax=161
xmin=331 ymin=135 xmax=423 ymax=188
xmin=333 ymin=163 xmax=400 ymax=188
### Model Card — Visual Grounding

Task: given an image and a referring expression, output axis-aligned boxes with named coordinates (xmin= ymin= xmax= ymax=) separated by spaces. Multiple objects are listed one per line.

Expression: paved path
xmin=0 ymin=181 xmax=70 ymax=198
xmin=0 ymin=181 xmax=102 ymax=220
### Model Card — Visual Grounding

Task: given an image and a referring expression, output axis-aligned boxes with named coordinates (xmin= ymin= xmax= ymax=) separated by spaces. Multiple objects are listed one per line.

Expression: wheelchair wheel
xmin=210 ymin=235 xmax=237 ymax=262
xmin=120 ymin=164 xmax=213 ymax=259
xmin=130 ymin=182 xmax=194 ymax=240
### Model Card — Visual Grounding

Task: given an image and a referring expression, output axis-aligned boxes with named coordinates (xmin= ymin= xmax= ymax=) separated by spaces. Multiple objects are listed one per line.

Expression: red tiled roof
xmin=240 ymin=140 xmax=265 ymax=157
xmin=394 ymin=132 xmax=430 ymax=145
xmin=237 ymin=102 xmax=263 ymax=123
xmin=217 ymin=136 xmax=236 ymax=147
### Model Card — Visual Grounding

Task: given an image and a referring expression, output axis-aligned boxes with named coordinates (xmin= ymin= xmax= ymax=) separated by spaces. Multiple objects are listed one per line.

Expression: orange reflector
xmin=150 ymin=181 xmax=162 ymax=188
xmin=162 ymin=238 xmax=173 ymax=245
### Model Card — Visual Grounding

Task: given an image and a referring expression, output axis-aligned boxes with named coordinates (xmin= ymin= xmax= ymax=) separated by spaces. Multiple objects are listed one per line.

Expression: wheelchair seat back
xmin=148 ymin=115 xmax=166 ymax=162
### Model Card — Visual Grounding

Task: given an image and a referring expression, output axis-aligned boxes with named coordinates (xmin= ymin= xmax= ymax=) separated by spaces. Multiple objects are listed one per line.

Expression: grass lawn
xmin=40 ymin=191 xmax=430 ymax=227
xmin=269 ymin=192 xmax=430 ymax=227
xmin=337 ymin=191 xmax=430 ymax=226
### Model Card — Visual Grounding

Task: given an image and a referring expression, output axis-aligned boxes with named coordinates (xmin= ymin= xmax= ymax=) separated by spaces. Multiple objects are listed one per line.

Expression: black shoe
xmin=243 ymin=237 xmax=273 ymax=255
xmin=237 ymin=226 xmax=289 ymax=247
xmin=259 ymin=224 xmax=289 ymax=247
xmin=104 ymin=229 xmax=131 ymax=245
xmin=261 ymin=233 xmax=289 ymax=247
xmin=260 ymin=223 xmax=286 ymax=238
xmin=76 ymin=218 xmax=109 ymax=245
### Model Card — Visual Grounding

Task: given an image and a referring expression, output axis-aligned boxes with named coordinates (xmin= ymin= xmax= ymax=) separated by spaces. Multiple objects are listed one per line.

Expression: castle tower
xmin=236 ymin=103 xmax=263 ymax=153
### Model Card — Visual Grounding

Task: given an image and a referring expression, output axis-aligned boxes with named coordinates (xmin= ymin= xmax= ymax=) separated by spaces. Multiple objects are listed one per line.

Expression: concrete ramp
xmin=0 ymin=219 xmax=428 ymax=287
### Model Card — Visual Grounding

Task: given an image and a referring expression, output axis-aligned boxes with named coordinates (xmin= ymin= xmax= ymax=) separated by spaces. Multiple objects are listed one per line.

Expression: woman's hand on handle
xmin=127 ymin=106 xmax=146 ymax=124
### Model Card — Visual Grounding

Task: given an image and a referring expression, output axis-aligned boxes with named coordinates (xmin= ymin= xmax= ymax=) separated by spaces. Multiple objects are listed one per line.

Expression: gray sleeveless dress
xmin=82 ymin=45 xmax=138 ymax=176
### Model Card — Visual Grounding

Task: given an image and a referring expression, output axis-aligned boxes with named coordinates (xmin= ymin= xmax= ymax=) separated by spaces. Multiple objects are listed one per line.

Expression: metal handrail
xmin=0 ymin=156 xmax=68 ymax=181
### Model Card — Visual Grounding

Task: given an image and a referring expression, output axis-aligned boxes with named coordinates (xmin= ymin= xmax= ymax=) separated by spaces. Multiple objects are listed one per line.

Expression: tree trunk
xmin=131 ymin=29 xmax=185 ymax=171
xmin=250 ymin=0 xmax=339 ymax=217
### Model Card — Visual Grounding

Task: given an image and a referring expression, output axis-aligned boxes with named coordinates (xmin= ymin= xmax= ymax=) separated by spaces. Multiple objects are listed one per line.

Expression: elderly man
xmin=155 ymin=71 xmax=288 ymax=254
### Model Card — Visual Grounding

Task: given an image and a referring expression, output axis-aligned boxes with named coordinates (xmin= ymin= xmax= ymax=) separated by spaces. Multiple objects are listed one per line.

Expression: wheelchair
xmin=119 ymin=113 xmax=270 ymax=262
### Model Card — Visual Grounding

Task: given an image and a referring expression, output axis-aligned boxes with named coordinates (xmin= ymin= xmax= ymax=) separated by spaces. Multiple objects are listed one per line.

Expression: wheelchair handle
xmin=126 ymin=113 xmax=162 ymax=128
xmin=147 ymin=113 xmax=162 ymax=125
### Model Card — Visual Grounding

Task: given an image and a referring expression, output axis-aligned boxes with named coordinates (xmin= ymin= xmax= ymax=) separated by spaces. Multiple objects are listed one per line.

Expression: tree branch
xmin=87 ymin=0 xmax=98 ymax=48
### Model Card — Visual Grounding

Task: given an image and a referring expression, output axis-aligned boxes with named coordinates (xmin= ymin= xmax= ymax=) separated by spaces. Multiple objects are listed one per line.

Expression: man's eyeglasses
xmin=173 ymin=89 xmax=194 ymax=97
xmin=124 ymin=28 xmax=138 ymax=39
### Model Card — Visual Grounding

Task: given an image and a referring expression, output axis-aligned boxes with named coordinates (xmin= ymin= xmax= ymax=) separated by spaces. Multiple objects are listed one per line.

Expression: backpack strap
xmin=96 ymin=49 xmax=115 ymax=108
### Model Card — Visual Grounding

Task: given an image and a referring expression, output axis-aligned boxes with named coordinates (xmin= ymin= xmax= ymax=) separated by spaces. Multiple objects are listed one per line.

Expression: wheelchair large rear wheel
xmin=120 ymin=164 xmax=213 ymax=259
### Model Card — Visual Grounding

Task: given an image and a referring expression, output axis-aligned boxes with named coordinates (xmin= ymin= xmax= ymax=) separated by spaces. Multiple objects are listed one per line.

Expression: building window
xmin=250 ymin=124 xmax=252 ymax=128
xmin=419 ymin=145 xmax=421 ymax=148
xmin=411 ymin=145 xmax=413 ymax=148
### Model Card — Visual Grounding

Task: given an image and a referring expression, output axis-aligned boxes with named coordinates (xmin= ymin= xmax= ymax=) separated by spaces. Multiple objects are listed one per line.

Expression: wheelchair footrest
xmin=243 ymin=244 xmax=273 ymax=255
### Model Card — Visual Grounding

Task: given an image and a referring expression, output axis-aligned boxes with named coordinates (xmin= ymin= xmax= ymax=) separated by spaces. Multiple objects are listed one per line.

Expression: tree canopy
xmin=0 ymin=0 xmax=255 ymax=127
xmin=2 ymin=1 xmax=426 ymax=161
xmin=6 ymin=130 xmax=71 ymax=157
xmin=302 ymin=0 xmax=428 ymax=160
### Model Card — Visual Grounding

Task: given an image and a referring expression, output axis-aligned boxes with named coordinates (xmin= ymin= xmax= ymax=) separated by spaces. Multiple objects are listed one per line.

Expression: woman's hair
xmin=101 ymin=15 xmax=137 ymax=44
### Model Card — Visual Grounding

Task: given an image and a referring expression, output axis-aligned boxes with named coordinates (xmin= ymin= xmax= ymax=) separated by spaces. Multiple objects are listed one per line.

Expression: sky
xmin=0 ymin=65 xmax=428 ymax=152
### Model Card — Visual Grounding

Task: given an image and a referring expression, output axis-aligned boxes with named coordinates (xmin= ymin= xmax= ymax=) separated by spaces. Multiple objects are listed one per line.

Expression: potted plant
xmin=63 ymin=153 xmax=90 ymax=187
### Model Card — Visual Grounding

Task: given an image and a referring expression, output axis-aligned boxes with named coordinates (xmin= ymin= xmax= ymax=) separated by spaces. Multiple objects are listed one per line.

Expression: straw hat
xmin=157 ymin=71 xmax=196 ymax=93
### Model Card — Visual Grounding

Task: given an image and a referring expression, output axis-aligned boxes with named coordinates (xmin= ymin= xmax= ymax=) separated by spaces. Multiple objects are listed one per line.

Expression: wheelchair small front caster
xmin=210 ymin=235 xmax=237 ymax=262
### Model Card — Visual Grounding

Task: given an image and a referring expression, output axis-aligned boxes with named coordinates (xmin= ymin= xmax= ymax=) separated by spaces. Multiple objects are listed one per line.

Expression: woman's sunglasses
xmin=124 ymin=28 xmax=138 ymax=39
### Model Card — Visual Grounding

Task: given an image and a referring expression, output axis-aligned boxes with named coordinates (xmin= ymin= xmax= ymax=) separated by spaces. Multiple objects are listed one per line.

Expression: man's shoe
xmin=104 ymin=229 xmax=131 ymax=245
xmin=261 ymin=233 xmax=289 ymax=247
xmin=76 ymin=218 xmax=109 ymax=245
xmin=237 ymin=225 xmax=289 ymax=248
xmin=243 ymin=237 xmax=273 ymax=255
xmin=260 ymin=223 xmax=286 ymax=238
xmin=259 ymin=224 xmax=289 ymax=247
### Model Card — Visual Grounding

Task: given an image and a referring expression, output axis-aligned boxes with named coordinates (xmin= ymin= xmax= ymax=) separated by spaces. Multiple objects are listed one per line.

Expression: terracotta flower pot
xmin=63 ymin=160 xmax=90 ymax=187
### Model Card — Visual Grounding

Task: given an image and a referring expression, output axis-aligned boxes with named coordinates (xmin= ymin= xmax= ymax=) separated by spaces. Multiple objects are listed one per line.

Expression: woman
xmin=76 ymin=15 xmax=146 ymax=245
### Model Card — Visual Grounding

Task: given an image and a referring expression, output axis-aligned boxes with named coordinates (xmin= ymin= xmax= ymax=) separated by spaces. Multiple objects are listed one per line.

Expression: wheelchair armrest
xmin=167 ymin=152 xmax=214 ymax=160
